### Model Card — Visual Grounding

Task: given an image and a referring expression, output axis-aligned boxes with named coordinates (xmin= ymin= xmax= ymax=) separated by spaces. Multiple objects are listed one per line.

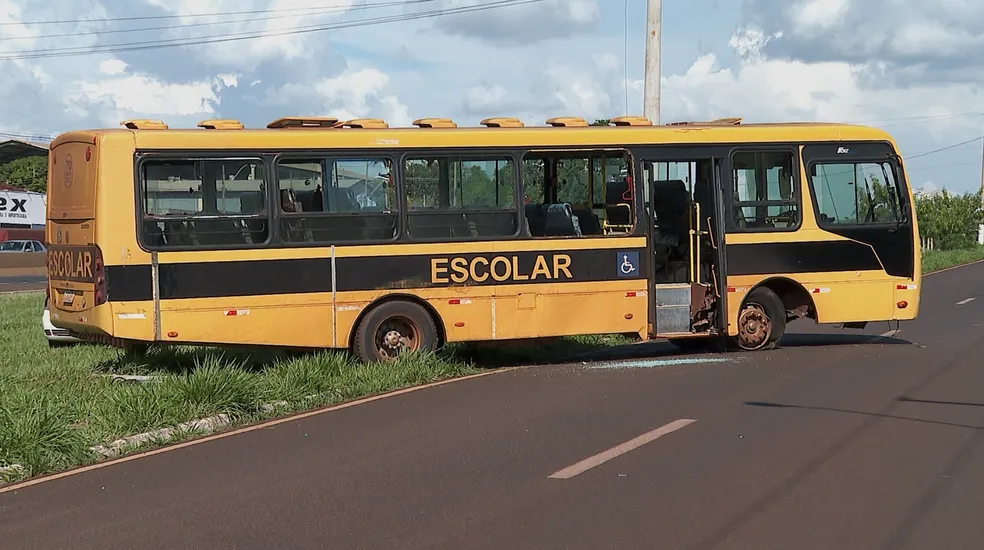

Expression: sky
xmin=0 ymin=0 xmax=982 ymax=195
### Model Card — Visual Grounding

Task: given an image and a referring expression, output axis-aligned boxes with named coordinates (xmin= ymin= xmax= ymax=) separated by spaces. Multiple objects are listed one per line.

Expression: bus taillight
xmin=94 ymin=246 xmax=107 ymax=306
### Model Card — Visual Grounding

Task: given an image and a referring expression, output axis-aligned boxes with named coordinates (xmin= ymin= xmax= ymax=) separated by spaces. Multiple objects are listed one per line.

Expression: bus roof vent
xmin=266 ymin=116 xmax=340 ymax=129
xmin=198 ymin=119 xmax=244 ymax=130
xmin=610 ymin=116 xmax=653 ymax=127
xmin=413 ymin=118 xmax=457 ymax=128
xmin=341 ymin=118 xmax=389 ymax=129
xmin=667 ymin=117 xmax=743 ymax=126
xmin=480 ymin=117 xmax=524 ymax=128
xmin=546 ymin=116 xmax=588 ymax=127
xmin=121 ymin=119 xmax=168 ymax=130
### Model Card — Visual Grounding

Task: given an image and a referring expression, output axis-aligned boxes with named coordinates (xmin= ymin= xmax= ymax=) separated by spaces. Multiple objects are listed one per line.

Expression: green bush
xmin=915 ymin=189 xmax=982 ymax=250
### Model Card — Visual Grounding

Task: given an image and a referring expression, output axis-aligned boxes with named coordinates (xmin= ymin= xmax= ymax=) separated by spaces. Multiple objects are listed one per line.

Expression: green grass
xmin=0 ymin=293 xmax=490 ymax=482
xmin=923 ymin=245 xmax=984 ymax=274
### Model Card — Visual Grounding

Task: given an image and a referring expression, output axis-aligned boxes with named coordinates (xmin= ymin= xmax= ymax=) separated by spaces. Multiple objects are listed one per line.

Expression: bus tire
xmin=734 ymin=286 xmax=786 ymax=351
xmin=353 ymin=300 xmax=439 ymax=363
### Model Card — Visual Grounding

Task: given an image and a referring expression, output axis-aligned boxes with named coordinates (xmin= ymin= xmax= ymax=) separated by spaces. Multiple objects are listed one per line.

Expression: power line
xmin=0 ymin=0 xmax=406 ymax=26
xmin=0 ymin=0 xmax=429 ymax=42
xmin=847 ymin=112 xmax=984 ymax=126
xmin=906 ymin=136 xmax=983 ymax=160
xmin=0 ymin=0 xmax=546 ymax=61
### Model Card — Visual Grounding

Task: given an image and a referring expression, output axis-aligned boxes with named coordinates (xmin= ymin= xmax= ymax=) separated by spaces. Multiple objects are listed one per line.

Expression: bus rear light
xmin=93 ymin=246 xmax=107 ymax=306
xmin=897 ymin=301 xmax=908 ymax=309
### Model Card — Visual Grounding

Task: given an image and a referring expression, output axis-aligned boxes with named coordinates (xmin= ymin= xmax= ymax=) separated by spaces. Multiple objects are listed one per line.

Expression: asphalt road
xmin=2 ymin=263 xmax=983 ymax=549
xmin=0 ymin=275 xmax=46 ymax=293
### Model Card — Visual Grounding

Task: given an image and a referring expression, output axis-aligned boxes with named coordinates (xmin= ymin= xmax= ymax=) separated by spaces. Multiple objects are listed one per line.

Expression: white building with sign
xmin=0 ymin=189 xmax=46 ymax=228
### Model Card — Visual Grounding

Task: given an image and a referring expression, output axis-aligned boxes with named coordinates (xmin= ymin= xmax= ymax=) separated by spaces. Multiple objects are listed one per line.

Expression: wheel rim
xmin=374 ymin=315 xmax=421 ymax=361
xmin=737 ymin=301 xmax=772 ymax=351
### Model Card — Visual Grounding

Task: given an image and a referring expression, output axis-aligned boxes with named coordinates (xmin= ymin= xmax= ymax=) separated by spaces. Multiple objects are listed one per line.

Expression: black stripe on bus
xmin=106 ymin=265 xmax=153 ymax=302
xmin=725 ymin=240 xmax=884 ymax=276
xmin=106 ymin=247 xmax=649 ymax=301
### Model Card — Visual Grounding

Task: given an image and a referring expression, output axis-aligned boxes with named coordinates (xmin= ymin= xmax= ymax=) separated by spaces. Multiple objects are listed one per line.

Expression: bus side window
xmin=404 ymin=156 xmax=518 ymax=241
xmin=521 ymin=151 xmax=633 ymax=238
xmin=729 ymin=150 xmax=800 ymax=232
xmin=139 ymin=158 xmax=269 ymax=249
xmin=276 ymin=157 xmax=398 ymax=244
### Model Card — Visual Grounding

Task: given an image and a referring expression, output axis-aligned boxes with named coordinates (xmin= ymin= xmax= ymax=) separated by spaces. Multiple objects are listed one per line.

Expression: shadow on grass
xmin=92 ymin=345 xmax=320 ymax=376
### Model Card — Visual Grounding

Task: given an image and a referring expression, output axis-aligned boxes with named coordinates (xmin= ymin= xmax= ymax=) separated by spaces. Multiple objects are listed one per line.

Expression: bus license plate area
xmin=62 ymin=290 xmax=76 ymax=306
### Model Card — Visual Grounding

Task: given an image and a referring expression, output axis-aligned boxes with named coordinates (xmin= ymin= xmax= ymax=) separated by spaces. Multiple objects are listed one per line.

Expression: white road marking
xmin=957 ymin=298 xmax=976 ymax=305
xmin=548 ymin=418 xmax=697 ymax=479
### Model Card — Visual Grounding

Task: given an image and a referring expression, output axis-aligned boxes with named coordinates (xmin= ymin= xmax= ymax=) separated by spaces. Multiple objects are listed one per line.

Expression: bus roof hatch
xmin=266 ymin=116 xmax=341 ymax=129
xmin=546 ymin=117 xmax=588 ymax=127
xmin=480 ymin=117 xmax=524 ymax=128
xmin=198 ymin=119 xmax=244 ymax=130
xmin=611 ymin=116 xmax=653 ymax=126
xmin=121 ymin=119 xmax=169 ymax=130
xmin=413 ymin=118 xmax=458 ymax=128
xmin=341 ymin=118 xmax=389 ymax=129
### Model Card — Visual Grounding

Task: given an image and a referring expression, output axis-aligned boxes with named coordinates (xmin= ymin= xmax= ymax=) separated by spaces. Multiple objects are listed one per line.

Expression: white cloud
xmin=99 ymin=59 xmax=128 ymax=76
xmin=429 ymin=0 xmax=600 ymax=44
xmin=267 ymin=65 xmax=412 ymax=127
xmin=70 ymin=74 xmax=236 ymax=125
xmin=790 ymin=0 xmax=851 ymax=35
xmin=140 ymin=0 xmax=356 ymax=67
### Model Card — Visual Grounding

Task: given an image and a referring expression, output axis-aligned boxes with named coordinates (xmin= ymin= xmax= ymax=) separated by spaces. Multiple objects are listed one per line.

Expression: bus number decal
xmin=431 ymin=254 xmax=573 ymax=284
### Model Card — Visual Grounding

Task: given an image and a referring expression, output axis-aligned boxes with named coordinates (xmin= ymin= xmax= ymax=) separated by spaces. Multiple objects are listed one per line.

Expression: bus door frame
xmin=632 ymin=145 xmax=730 ymax=337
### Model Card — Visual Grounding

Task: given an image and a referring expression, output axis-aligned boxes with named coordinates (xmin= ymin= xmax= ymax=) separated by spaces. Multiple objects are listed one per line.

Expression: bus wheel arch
xmin=757 ymin=277 xmax=817 ymax=323
xmin=734 ymin=277 xmax=814 ymax=351
xmin=350 ymin=295 xmax=445 ymax=363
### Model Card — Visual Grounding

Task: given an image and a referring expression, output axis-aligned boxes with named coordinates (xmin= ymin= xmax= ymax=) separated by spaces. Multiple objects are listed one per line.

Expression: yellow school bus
xmin=44 ymin=115 xmax=921 ymax=362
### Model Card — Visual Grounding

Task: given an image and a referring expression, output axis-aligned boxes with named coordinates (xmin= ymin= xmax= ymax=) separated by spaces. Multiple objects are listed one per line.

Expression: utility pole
xmin=644 ymin=0 xmax=661 ymax=124
xmin=979 ymin=114 xmax=984 ymax=245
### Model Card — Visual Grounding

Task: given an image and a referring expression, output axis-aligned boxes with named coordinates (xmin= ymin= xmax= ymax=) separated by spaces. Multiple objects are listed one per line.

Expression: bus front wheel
xmin=734 ymin=287 xmax=786 ymax=351
xmin=353 ymin=300 xmax=439 ymax=363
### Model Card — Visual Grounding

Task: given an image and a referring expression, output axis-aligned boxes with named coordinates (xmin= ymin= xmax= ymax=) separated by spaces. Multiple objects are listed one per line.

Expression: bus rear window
xmin=139 ymin=158 xmax=269 ymax=248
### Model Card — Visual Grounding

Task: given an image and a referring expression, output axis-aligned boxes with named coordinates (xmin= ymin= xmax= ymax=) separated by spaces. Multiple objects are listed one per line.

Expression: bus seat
xmin=541 ymin=203 xmax=582 ymax=237
xmin=652 ymin=180 xmax=690 ymax=257
xmin=605 ymin=177 xmax=633 ymax=227
xmin=570 ymin=206 xmax=602 ymax=235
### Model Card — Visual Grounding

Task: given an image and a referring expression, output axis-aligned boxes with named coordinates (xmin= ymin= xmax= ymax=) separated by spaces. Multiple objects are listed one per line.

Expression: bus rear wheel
xmin=735 ymin=287 xmax=786 ymax=351
xmin=353 ymin=300 xmax=439 ymax=363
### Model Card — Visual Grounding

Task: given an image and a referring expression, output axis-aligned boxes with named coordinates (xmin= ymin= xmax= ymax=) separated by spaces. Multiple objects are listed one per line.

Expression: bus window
xmin=276 ymin=157 xmax=397 ymax=243
xmin=140 ymin=158 xmax=268 ymax=248
xmin=729 ymin=151 xmax=800 ymax=231
xmin=809 ymin=161 xmax=906 ymax=226
xmin=404 ymin=156 xmax=518 ymax=240
xmin=521 ymin=151 xmax=633 ymax=238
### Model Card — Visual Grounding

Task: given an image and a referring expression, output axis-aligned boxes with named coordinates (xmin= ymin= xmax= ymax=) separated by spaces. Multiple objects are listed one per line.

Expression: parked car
xmin=0 ymin=239 xmax=46 ymax=252
xmin=43 ymin=293 xmax=80 ymax=347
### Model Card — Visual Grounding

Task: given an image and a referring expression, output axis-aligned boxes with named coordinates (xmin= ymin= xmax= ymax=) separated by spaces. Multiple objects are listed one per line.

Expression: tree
xmin=914 ymin=189 xmax=983 ymax=250
xmin=0 ymin=155 xmax=48 ymax=193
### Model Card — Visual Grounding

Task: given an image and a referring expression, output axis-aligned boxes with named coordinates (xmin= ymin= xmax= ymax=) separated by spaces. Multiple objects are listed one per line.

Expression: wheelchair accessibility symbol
xmin=617 ymin=250 xmax=639 ymax=277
